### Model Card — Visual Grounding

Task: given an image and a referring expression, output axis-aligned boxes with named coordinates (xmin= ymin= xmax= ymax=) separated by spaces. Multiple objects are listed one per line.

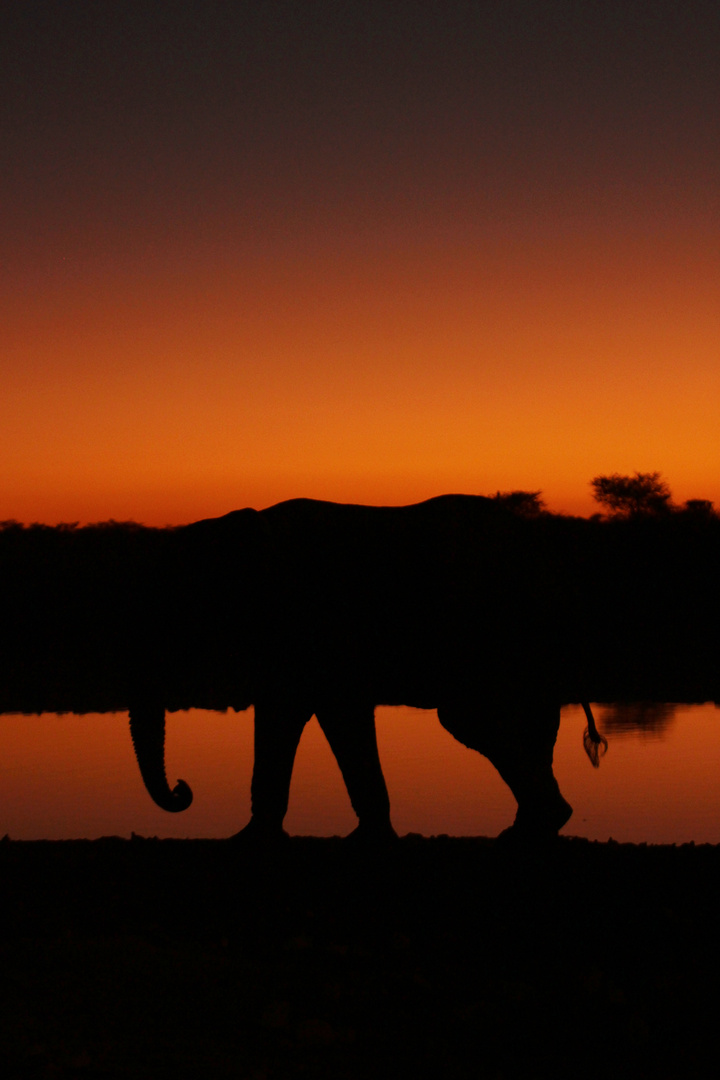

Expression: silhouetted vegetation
xmin=5 ymin=486 xmax=718 ymax=718
xmin=681 ymin=498 xmax=716 ymax=518
xmin=491 ymin=489 xmax=547 ymax=516
xmin=590 ymin=470 xmax=673 ymax=517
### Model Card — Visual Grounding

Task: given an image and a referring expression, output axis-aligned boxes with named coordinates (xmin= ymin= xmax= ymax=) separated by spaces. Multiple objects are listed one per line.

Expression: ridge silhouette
xmin=1 ymin=495 xmax=718 ymax=839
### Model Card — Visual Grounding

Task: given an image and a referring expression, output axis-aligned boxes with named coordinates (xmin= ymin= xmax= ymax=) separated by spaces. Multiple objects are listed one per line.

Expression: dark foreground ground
xmin=2 ymin=834 xmax=719 ymax=1079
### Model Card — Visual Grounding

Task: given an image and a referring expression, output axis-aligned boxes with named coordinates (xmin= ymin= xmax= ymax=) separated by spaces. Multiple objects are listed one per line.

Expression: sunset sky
xmin=2 ymin=0 xmax=719 ymax=525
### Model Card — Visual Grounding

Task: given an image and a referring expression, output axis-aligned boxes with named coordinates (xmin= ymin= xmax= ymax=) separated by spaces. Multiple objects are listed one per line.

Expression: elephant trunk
xmin=129 ymin=704 xmax=193 ymax=812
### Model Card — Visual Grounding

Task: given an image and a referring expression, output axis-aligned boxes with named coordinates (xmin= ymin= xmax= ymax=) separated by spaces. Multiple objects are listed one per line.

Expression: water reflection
xmin=1 ymin=703 xmax=719 ymax=844
xmin=596 ymin=702 xmax=678 ymax=738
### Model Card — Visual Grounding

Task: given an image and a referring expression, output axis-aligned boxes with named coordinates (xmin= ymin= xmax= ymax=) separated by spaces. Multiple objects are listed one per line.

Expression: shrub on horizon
xmin=590 ymin=471 xmax=673 ymax=518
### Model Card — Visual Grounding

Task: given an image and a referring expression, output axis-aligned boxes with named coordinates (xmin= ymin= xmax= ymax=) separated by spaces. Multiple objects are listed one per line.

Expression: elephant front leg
xmin=232 ymin=702 xmax=312 ymax=842
xmin=316 ymin=703 xmax=397 ymax=843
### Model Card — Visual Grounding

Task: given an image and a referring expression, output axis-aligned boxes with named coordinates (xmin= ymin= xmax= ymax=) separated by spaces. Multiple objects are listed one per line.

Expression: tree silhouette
xmin=590 ymin=472 xmax=672 ymax=517
xmin=682 ymin=499 xmax=716 ymax=518
xmin=491 ymin=490 xmax=546 ymax=517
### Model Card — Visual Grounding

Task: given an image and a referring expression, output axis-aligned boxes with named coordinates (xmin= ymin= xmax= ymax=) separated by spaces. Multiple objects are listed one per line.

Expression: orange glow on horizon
xmin=3 ymin=4 xmax=718 ymax=525
xmin=3 ymin=216 xmax=719 ymax=526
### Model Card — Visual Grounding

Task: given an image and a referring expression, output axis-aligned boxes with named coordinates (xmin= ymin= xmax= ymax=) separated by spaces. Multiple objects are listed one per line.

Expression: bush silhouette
xmin=590 ymin=471 xmax=673 ymax=517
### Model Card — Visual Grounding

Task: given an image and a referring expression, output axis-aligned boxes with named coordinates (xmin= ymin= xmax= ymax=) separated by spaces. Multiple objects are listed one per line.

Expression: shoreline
xmin=3 ymin=834 xmax=719 ymax=1077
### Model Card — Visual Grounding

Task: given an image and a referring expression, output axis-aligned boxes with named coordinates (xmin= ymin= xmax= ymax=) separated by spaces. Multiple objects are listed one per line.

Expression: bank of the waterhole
xmin=1 ymin=834 xmax=718 ymax=1078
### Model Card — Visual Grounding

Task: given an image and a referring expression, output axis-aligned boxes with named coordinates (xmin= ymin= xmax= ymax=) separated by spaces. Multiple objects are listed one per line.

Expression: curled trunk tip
xmin=129 ymin=704 xmax=193 ymax=812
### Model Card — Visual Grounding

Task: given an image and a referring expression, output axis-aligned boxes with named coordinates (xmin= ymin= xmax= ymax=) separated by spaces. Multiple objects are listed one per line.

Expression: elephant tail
xmin=129 ymin=704 xmax=193 ymax=812
xmin=581 ymin=701 xmax=608 ymax=768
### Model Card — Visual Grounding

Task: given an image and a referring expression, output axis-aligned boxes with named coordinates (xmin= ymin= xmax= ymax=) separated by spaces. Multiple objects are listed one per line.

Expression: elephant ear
xmin=129 ymin=703 xmax=193 ymax=812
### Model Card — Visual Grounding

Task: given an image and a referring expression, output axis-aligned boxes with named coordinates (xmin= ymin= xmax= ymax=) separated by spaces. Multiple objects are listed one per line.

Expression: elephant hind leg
xmin=438 ymin=700 xmax=571 ymax=839
xmin=316 ymin=703 xmax=397 ymax=842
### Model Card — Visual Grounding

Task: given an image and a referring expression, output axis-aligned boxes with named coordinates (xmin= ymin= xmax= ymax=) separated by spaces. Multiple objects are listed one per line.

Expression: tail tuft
xmin=581 ymin=702 xmax=608 ymax=768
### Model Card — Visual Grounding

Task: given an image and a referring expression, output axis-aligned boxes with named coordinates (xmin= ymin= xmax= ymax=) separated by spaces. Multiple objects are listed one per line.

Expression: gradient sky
xmin=2 ymin=0 xmax=719 ymax=524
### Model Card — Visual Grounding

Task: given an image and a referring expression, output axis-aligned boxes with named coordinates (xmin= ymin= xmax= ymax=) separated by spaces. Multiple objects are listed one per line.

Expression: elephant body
xmin=2 ymin=495 xmax=718 ymax=839
xmin=144 ymin=495 xmax=585 ymax=838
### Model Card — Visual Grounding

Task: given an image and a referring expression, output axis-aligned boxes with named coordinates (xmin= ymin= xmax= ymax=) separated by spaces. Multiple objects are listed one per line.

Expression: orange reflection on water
xmin=1 ymin=704 xmax=719 ymax=843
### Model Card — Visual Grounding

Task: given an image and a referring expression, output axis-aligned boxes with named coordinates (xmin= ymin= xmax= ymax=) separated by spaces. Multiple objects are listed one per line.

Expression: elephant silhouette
xmin=4 ymin=493 xmax=715 ymax=841
xmin=126 ymin=495 xmax=607 ymax=842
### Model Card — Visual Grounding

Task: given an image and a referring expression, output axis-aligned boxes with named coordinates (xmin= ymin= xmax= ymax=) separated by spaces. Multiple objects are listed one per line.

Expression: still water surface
xmin=1 ymin=703 xmax=718 ymax=843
